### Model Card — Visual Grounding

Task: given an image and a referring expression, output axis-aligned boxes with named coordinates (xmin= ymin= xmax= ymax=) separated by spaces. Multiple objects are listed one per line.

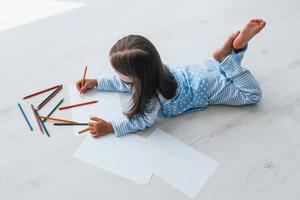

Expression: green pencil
xmin=42 ymin=98 xmax=64 ymax=122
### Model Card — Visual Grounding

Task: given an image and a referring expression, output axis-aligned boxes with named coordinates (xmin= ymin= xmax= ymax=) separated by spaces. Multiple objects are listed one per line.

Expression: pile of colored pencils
xmin=17 ymin=65 xmax=95 ymax=137
xmin=18 ymin=84 xmax=64 ymax=137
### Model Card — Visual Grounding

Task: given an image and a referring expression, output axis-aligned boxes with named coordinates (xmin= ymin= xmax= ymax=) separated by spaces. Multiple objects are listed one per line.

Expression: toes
xmin=259 ymin=21 xmax=266 ymax=28
xmin=251 ymin=18 xmax=264 ymax=24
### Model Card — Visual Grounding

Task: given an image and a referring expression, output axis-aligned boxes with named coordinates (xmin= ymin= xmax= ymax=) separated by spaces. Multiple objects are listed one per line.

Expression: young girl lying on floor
xmin=76 ymin=19 xmax=266 ymax=138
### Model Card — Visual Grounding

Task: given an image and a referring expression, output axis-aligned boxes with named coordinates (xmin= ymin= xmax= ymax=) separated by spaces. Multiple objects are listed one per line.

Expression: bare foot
xmin=233 ymin=19 xmax=266 ymax=50
xmin=213 ymin=31 xmax=240 ymax=62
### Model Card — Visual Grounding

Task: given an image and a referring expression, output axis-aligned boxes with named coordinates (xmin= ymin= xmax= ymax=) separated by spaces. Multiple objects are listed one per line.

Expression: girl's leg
xmin=208 ymin=46 xmax=262 ymax=105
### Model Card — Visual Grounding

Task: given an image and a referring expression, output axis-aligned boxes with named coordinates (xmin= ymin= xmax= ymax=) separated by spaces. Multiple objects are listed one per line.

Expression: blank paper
xmin=143 ymin=129 xmax=218 ymax=198
xmin=73 ymin=134 xmax=152 ymax=185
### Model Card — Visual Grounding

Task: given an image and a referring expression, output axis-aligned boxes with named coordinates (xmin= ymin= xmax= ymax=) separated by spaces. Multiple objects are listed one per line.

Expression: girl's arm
xmin=110 ymin=101 xmax=161 ymax=137
xmin=97 ymin=75 xmax=132 ymax=92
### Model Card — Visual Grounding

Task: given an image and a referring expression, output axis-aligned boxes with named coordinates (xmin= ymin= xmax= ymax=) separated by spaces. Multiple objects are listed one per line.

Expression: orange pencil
xmin=78 ymin=127 xmax=90 ymax=134
xmin=59 ymin=100 xmax=98 ymax=110
xmin=39 ymin=116 xmax=78 ymax=124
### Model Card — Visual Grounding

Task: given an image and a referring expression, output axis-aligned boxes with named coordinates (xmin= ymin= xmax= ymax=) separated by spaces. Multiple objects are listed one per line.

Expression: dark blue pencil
xmin=17 ymin=103 xmax=33 ymax=131
xmin=53 ymin=123 xmax=88 ymax=126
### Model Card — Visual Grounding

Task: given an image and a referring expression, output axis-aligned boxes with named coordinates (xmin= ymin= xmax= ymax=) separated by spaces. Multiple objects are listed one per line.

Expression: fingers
xmin=90 ymin=116 xmax=102 ymax=121
xmin=80 ymin=83 xmax=89 ymax=93
xmin=88 ymin=122 xmax=95 ymax=127
xmin=89 ymin=129 xmax=101 ymax=138
xmin=76 ymin=79 xmax=88 ymax=93
xmin=76 ymin=79 xmax=89 ymax=93
xmin=89 ymin=128 xmax=97 ymax=137
xmin=76 ymin=80 xmax=83 ymax=91
xmin=76 ymin=79 xmax=97 ymax=94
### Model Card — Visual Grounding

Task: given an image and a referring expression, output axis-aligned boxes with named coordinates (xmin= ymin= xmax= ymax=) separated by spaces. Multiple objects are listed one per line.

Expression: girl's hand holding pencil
xmin=76 ymin=79 xmax=98 ymax=94
xmin=80 ymin=116 xmax=114 ymax=138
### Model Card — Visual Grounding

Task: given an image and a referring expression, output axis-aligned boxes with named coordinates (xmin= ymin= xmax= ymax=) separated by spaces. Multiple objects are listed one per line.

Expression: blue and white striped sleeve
xmin=97 ymin=75 xmax=132 ymax=92
xmin=110 ymin=101 xmax=161 ymax=137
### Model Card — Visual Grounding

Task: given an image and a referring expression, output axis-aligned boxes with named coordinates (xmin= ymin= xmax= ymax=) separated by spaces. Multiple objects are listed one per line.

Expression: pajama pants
xmin=207 ymin=46 xmax=262 ymax=105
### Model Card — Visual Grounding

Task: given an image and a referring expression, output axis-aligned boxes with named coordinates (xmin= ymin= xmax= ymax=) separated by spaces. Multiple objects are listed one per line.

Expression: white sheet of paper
xmin=69 ymin=85 xmax=123 ymax=134
xmin=70 ymin=85 xmax=152 ymax=185
xmin=73 ymin=134 xmax=152 ymax=185
xmin=143 ymin=129 xmax=218 ymax=198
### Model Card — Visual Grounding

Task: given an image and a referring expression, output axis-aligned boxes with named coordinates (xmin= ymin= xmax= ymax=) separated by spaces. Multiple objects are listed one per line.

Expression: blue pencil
xmin=17 ymin=103 xmax=33 ymax=131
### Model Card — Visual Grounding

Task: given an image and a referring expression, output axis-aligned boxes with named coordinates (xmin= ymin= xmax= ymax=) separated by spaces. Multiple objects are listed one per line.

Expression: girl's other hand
xmin=76 ymin=79 xmax=98 ymax=94
xmin=88 ymin=116 xmax=114 ymax=138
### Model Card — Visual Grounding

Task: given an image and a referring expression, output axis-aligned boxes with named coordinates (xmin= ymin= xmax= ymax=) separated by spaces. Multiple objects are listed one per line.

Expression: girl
xmin=76 ymin=19 xmax=266 ymax=138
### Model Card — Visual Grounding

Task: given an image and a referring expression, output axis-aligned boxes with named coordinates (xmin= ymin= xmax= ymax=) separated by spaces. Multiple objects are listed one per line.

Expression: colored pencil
xmin=17 ymin=103 xmax=33 ymax=131
xmin=39 ymin=116 xmax=78 ymax=124
xmin=31 ymin=104 xmax=43 ymax=134
xmin=23 ymin=85 xmax=60 ymax=100
xmin=59 ymin=100 xmax=98 ymax=110
xmin=78 ymin=127 xmax=90 ymax=134
xmin=42 ymin=98 xmax=64 ymax=122
xmin=81 ymin=66 xmax=88 ymax=89
xmin=37 ymin=85 xmax=63 ymax=110
xmin=53 ymin=123 xmax=88 ymax=126
xmin=34 ymin=108 xmax=50 ymax=137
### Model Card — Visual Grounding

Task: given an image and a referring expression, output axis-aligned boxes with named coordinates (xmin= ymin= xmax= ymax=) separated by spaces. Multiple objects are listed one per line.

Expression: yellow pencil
xmin=80 ymin=65 xmax=88 ymax=94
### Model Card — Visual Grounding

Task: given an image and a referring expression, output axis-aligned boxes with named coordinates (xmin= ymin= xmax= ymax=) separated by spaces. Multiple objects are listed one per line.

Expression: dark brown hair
xmin=109 ymin=35 xmax=177 ymax=118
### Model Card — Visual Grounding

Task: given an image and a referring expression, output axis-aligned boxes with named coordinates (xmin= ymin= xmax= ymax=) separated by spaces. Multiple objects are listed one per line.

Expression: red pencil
xmin=37 ymin=85 xmax=63 ymax=110
xmin=23 ymin=85 xmax=60 ymax=100
xmin=59 ymin=100 xmax=98 ymax=110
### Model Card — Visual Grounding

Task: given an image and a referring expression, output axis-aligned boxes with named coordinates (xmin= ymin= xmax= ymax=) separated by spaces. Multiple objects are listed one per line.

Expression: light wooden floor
xmin=0 ymin=0 xmax=299 ymax=199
